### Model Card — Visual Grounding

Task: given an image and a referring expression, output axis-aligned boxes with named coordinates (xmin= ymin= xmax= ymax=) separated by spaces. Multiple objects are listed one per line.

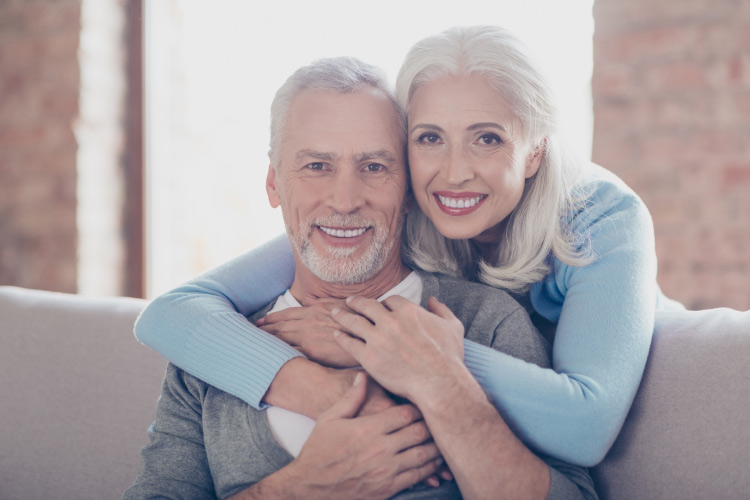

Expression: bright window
xmin=144 ymin=0 xmax=594 ymax=297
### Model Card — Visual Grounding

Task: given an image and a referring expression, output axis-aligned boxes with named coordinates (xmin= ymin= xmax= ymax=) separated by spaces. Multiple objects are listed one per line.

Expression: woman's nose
xmin=443 ymin=147 xmax=475 ymax=186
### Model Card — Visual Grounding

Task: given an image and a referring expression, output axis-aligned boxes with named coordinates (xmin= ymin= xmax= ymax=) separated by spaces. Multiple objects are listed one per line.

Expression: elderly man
xmin=125 ymin=58 xmax=596 ymax=500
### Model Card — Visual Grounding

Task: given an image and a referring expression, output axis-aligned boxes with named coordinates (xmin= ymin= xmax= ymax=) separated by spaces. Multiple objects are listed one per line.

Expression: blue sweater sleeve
xmin=463 ymin=173 xmax=657 ymax=467
xmin=136 ymin=171 xmax=656 ymax=468
xmin=134 ymin=234 xmax=300 ymax=409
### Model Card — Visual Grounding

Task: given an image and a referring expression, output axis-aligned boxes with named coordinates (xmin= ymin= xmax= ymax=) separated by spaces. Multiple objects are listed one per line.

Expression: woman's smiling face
xmin=407 ymin=74 xmax=543 ymax=245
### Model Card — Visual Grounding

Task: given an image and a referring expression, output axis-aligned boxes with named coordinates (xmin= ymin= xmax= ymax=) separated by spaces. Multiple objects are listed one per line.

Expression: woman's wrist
xmin=263 ymin=358 xmax=355 ymax=419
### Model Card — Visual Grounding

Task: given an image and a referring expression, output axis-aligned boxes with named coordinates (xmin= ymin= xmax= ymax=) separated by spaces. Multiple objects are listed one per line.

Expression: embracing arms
xmin=135 ymin=178 xmax=657 ymax=467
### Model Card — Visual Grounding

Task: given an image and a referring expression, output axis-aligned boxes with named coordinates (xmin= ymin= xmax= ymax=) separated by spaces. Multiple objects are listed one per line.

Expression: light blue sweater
xmin=135 ymin=165 xmax=675 ymax=467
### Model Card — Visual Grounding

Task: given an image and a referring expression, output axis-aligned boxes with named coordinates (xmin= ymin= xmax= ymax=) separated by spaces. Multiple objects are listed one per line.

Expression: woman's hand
xmin=331 ymin=295 xmax=468 ymax=405
xmin=257 ymin=298 xmax=359 ymax=368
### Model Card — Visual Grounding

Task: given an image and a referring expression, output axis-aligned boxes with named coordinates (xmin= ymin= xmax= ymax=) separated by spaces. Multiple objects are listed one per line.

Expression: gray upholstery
xmin=1 ymin=286 xmax=748 ymax=500
xmin=592 ymin=307 xmax=750 ymax=499
xmin=0 ymin=287 xmax=165 ymax=500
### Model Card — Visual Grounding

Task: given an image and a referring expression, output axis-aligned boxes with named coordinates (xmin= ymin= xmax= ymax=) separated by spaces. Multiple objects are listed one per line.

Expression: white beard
xmin=287 ymin=212 xmax=400 ymax=285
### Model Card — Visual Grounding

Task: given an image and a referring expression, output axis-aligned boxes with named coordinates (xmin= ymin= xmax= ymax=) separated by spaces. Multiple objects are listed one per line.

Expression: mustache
xmin=306 ymin=213 xmax=375 ymax=229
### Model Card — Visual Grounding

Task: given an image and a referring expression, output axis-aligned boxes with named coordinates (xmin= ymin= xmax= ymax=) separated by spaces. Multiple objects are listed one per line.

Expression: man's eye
xmin=305 ymin=162 xmax=325 ymax=171
xmin=476 ymin=134 xmax=501 ymax=146
xmin=417 ymin=132 xmax=441 ymax=144
xmin=363 ymin=163 xmax=385 ymax=173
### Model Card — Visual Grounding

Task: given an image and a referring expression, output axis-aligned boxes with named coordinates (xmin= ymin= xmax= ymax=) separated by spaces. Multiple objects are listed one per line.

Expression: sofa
xmin=1 ymin=285 xmax=748 ymax=500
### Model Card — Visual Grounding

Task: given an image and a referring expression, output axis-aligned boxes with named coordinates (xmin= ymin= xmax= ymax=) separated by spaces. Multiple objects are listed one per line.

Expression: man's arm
xmin=123 ymin=364 xmax=217 ymax=500
xmin=230 ymin=373 xmax=443 ymax=500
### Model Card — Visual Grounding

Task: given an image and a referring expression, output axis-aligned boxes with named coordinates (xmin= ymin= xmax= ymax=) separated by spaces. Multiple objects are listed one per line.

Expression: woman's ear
xmin=266 ymin=164 xmax=280 ymax=208
xmin=525 ymin=137 xmax=546 ymax=178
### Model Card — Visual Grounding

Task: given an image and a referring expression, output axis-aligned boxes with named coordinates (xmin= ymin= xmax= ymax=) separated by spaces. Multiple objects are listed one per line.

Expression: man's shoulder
xmin=417 ymin=269 xmax=550 ymax=367
xmin=418 ymin=269 xmax=524 ymax=316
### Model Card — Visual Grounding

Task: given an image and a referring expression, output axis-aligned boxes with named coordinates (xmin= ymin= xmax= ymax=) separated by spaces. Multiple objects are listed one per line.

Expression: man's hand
xmin=257 ymin=298 xmax=358 ymax=367
xmin=232 ymin=373 xmax=444 ymax=500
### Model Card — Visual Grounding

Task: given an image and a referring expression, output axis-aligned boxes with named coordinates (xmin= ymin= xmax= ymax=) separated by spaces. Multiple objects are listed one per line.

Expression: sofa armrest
xmin=0 ymin=287 xmax=167 ymax=500
xmin=592 ymin=307 xmax=750 ymax=500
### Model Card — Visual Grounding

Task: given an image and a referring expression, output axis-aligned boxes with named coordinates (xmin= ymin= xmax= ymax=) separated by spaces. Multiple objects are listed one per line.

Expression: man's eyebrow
xmin=355 ymin=149 xmax=397 ymax=163
xmin=295 ymin=149 xmax=337 ymax=162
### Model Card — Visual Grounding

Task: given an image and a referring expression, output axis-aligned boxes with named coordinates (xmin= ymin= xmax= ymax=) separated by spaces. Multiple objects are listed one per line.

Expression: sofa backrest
xmin=1 ymin=286 xmax=749 ymax=499
xmin=0 ymin=286 xmax=166 ymax=500
xmin=592 ymin=307 xmax=750 ymax=499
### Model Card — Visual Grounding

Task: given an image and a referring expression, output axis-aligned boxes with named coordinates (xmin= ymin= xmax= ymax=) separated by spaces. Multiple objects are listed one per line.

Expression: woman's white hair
xmin=269 ymin=56 xmax=406 ymax=169
xmin=396 ymin=25 xmax=592 ymax=292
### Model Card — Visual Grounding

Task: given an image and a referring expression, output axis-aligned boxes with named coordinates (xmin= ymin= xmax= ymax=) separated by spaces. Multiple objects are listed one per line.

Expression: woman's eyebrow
xmin=409 ymin=123 xmax=443 ymax=134
xmin=467 ymin=122 xmax=507 ymax=132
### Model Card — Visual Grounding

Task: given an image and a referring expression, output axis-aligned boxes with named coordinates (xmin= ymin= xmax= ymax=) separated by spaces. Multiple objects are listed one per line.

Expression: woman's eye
xmin=363 ymin=163 xmax=385 ymax=173
xmin=417 ymin=132 xmax=441 ymax=144
xmin=476 ymin=134 xmax=501 ymax=146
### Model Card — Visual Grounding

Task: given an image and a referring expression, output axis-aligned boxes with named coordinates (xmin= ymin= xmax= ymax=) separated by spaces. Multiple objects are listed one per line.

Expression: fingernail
xmin=428 ymin=477 xmax=439 ymax=488
xmin=353 ymin=372 xmax=363 ymax=386
xmin=331 ymin=307 xmax=340 ymax=315
xmin=345 ymin=296 xmax=354 ymax=304
xmin=333 ymin=330 xmax=340 ymax=338
xmin=441 ymin=470 xmax=453 ymax=480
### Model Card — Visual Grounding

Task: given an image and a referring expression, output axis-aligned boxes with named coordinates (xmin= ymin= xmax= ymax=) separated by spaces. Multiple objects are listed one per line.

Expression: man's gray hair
xmin=269 ymin=56 xmax=406 ymax=169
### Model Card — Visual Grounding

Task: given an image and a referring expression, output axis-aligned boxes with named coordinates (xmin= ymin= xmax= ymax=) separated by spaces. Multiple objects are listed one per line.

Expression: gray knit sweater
xmin=124 ymin=270 xmax=597 ymax=500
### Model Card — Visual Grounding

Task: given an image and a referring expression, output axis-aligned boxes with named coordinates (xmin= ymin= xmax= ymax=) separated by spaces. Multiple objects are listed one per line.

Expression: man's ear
xmin=266 ymin=163 xmax=280 ymax=208
xmin=525 ymin=137 xmax=546 ymax=178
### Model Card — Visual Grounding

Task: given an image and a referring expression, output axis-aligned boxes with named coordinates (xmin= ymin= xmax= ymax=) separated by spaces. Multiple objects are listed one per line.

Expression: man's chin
xmin=305 ymin=258 xmax=380 ymax=286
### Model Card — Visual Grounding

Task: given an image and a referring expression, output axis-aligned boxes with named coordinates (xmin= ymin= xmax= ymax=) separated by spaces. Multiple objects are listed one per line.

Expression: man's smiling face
xmin=266 ymin=87 xmax=408 ymax=285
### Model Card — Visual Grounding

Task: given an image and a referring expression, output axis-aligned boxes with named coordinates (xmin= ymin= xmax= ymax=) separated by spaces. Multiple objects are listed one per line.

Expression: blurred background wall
xmin=0 ymin=0 xmax=748 ymax=310
xmin=592 ymin=0 xmax=750 ymax=309
xmin=0 ymin=0 xmax=82 ymax=294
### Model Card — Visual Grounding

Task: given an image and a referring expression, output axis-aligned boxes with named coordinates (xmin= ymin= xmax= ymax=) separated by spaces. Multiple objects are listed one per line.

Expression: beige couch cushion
xmin=592 ymin=307 xmax=750 ymax=499
xmin=0 ymin=287 xmax=166 ymax=500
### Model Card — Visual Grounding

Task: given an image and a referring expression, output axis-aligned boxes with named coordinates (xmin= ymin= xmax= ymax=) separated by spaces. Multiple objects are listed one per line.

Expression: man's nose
xmin=443 ymin=146 xmax=475 ymax=186
xmin=327 ymin=168 xmax=365 ymax=213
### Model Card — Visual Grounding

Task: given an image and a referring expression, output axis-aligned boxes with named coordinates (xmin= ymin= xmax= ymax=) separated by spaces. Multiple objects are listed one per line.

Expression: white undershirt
xmin=265 ymin=271 xmax=423 ymax=457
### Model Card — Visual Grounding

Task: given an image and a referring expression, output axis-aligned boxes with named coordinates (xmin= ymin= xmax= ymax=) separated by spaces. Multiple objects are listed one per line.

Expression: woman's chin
xmin=433 ymin=221 xmax=484 ymax=242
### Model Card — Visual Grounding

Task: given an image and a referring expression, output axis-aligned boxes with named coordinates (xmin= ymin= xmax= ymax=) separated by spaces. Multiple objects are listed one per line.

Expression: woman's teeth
xmin=437 ymin=195 xmax=484 ymax=209
xmin=319 ymin=226 xmax=367 ymax=238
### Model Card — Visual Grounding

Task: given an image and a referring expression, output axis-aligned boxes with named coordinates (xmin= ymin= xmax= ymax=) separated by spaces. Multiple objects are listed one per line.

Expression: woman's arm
xmin=463 ymin=182 xmax=657 ymax=467
xmin=134 ymin=234 xmax=299 ymax=409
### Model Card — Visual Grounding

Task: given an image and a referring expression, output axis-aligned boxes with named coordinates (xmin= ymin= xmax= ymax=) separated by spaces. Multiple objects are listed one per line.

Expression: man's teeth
xmin=437 ymin=195 xmax=484 ymax=209
xmin=319 ymin=226 xmax=367 ymax=238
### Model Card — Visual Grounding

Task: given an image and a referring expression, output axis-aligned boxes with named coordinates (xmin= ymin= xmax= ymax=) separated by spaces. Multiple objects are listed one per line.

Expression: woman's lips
xmin=433 ymin=192 xmax=487 ymax=216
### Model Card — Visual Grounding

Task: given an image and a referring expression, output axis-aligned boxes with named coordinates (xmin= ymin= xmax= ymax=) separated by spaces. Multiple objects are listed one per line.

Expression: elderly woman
xmin=135 ymin=25 xmax=679 ymax=472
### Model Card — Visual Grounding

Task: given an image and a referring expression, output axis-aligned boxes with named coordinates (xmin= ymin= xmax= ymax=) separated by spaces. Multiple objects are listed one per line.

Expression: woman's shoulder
xmin=568 ymin=163 xmax=651 ymax=233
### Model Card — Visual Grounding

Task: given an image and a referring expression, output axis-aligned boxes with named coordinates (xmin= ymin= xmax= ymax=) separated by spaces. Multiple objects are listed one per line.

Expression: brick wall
xmin=592 ymin=0 xmax=750 ymax=309
xmin=0 ymin=0 xmax=82 ymax=293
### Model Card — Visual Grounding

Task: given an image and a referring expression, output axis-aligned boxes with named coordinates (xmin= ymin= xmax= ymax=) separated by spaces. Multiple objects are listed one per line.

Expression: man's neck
xmin=288 ymin=259 xmax=411 ymax=303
